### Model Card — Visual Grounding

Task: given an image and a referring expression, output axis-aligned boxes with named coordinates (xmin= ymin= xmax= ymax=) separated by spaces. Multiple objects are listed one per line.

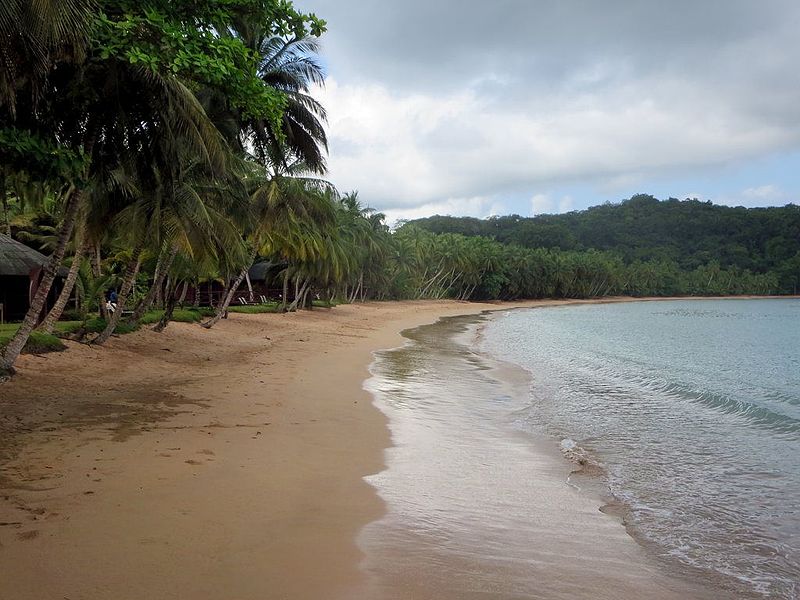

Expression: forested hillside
xmin=407 ymin=195 xmax=800 ymax=293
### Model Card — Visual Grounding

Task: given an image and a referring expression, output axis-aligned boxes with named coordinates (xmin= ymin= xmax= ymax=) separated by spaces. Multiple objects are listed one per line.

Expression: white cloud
xmin=316 ymin=75 xmax=800 ymax=216
xmin=382 ymin=195 xmax=496 ymax=226
xmin=530 ymin=193 xmax=553 ymax=215
xmin=714 ymin=184 xmax=788 ymax=207
xmin=305 ymin=0 xmax=800 ymax=217
xmin=742 ymin=184 xmax=784 ymax=200
xmin=530 ymin=193 xmax=575 ymax=216
xmin=558 ymin=196 xmax=574 ymax=213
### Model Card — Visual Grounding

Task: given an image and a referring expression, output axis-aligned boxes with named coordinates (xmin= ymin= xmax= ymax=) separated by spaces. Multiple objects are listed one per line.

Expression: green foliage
xmin=93 ymin=0 xmax=324 ymax=123
xmin=22 ymin=332 xmax=67 ymax=353
xmin=0 ymin=325 xmax=66 ymax=354
xmin=60 ymin=317 xmax=133 ymax=335
xmin=138 ymin=309 xmax=206 ymax=323
xmin=137 ymin=310 xmax=164 ymax=325
xmin=408 ymin=196 xmax=800 ymax=295
xmin=0 ymin=128 xmax=88 ymax=183
xmin=227 ymin=303 xmax=281 ymax=313
xmin=171 ymin=309 xmax=207 ymax=322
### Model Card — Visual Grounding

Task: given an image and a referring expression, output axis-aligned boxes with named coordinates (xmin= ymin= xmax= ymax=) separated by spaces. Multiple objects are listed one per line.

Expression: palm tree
xmin=93 ymin=140 xmax=238 ymax=345
xmin=0 ymin=17 xmax=232 ymax=367
xmin=194 ymin=24 xmax=331 ymax=326
xmin=0 ymin=0 xmax=93 ymax=116
xmin=216 ymin=22 xmax=328 ymax=174
xmin=202 ymin=162 xmax=337 ymax=327
xmin=125 ymin=159 xmax=250 ymax=324
xmin=333 ymin=192 xmax=391 ymax=302
xmin=253 ymin=35 xmax=328 ymax=173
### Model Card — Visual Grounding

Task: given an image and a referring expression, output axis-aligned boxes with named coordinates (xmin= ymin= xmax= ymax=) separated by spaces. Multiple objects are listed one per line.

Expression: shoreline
xmin=0 ymin=299 xmax=543 ymax=599
xmin=0 ymin=297 xmax=785 ymax=598
xmin=361 ymin=310 xmax=720 ymax=599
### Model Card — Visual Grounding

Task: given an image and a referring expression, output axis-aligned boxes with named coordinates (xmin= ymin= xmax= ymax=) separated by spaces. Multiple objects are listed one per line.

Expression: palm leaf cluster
xmin=0 ymin=0 xmax=336 ymax=371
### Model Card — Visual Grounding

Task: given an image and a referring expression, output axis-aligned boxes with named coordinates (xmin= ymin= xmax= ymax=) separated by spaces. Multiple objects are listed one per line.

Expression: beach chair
xmin=237 ymin=297 xmax=249 ymax=305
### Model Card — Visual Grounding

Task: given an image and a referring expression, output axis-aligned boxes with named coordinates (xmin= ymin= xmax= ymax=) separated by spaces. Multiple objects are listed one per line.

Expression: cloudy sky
xmin=301 ymin=0 xmax=800 ymax=223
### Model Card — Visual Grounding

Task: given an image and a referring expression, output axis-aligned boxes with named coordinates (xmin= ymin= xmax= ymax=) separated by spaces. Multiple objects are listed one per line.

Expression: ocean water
xmin=360 ymin=308 xmax=720 ymax=600
xmin=481 ymin=299 xmax=800 ymax=598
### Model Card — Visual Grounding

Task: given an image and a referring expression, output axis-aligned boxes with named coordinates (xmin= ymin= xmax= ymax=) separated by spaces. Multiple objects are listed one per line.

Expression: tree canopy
xmin=407 ymin=195 xmax=800 ymax=294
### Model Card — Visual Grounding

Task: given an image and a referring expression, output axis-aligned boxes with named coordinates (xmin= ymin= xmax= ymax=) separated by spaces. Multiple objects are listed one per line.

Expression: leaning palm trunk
xmin=38 ymin=237 xmax=88 ymax=334
xmin=281 ymin=269 xmax=290 ymax=311
xmin=287 ymin=278 xmax=309 ymax=312
xmin=299 ymin=283 xmax=313 ymax=310
xmin=202 ymin=250 xmax=256 ymax=329
xmin=177 ymin=281 xmax=189 ymax=306
xmin=163 ymin=275 xmax=171 ymax=305
xmin=349 ymin=272 xmax=364 ymax=303
xmin=94 ymin=246 xmax=143 ymax=345
xmin=91 ymin=241 xmax=110 ymax=320
xmin=128 ymin=244 xmax=179 ymax=323
xmin=420 ymin=266 xmax=448 ymax=298
xmin=153 ymin=281 xmax=178 ymax=332
xmin=0 ymin=188 xmax=84 ymax=374
xmin=245 ymin=271 xmax=254 ymax=302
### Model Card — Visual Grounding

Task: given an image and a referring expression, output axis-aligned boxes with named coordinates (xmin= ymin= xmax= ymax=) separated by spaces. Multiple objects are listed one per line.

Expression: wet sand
xmin=0 ymin=299 xmax=718 ymax=599
xmin=359 ymin=314 xmax=718 ymax=600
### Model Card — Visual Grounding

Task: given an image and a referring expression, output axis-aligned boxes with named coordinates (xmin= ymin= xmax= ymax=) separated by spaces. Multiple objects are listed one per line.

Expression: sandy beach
xmin=0 ymin=299 xmax=715 ymax=599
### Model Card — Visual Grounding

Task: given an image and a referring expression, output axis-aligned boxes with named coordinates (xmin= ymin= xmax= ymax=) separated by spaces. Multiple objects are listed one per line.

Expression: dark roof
xmin=0 ymin=233 xmax=50 ymax=276
xmin=248 ymin=260 xmax=279 ymax=282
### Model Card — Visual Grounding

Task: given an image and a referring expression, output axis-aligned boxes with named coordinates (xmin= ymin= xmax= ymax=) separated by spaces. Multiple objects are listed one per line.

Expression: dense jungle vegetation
xmin=406 ymin=195 xmax=800 ymax=297
xmin=1 ymin=2 xmax=796 ymax=375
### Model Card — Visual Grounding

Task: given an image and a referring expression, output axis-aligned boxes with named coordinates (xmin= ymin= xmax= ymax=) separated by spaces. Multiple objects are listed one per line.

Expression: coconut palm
xmin=0 ymin=0 xmax=93 ymax=115
xmin=0 ymin=33 xmax=231 ymax=367
xmin=94 ymin=146 xmax=244 ymax=344
xmin=252 ymin=35 xmax=328 ymax=173
xmin=202 ymin=160 xmax=337 ymax=327
xmin=216 ymin=21 xmax=329 ymax=174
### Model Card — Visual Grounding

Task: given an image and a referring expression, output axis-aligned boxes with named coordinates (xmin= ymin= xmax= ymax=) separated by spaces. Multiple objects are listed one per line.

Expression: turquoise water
xmin=481 ymin=299 xmax=800 ymax=598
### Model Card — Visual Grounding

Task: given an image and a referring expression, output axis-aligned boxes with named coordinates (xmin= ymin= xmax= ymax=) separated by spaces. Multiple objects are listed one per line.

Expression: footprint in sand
xmin=197 ymin=449 xmax=215 ymax=456
xmin=184 ymin=459 xmax=203 ymax=466
xmin=17 ymin=530 xmax=39 ymax=541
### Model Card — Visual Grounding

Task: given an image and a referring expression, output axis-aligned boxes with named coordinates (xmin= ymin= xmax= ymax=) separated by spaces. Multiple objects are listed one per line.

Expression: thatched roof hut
xmin=0 ymin=234 xmax=54 ymax=322
xmin=0 ymin=233 xmax=49 ymax=276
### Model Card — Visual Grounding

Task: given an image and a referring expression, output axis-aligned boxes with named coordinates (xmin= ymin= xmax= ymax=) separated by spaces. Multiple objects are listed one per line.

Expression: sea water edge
xmin=478 ymin=298 xmax=800 ymax=599
xmin=358 ymin=306 xmax=752 ymax=599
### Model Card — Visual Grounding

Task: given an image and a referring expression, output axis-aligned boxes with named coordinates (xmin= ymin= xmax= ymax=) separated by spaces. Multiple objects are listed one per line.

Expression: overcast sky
xmin=301 ymin=0 xmax=800 ymax=222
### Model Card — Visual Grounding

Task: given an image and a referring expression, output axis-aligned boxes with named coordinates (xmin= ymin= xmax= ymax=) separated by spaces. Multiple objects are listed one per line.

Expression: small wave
xmin=657 ymin=382 xmax=800 ymax=436
xmin=653 ymin=308 xmax=738 ymax=318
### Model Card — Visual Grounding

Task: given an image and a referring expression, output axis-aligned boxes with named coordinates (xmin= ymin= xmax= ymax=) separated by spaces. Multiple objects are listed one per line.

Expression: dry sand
xmin=0 ymin=299 xmax=711 ymax=599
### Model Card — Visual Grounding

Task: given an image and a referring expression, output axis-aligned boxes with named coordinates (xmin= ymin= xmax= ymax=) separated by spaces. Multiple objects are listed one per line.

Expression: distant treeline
xmin=397 ymin=195 xmax=800 ymax=297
